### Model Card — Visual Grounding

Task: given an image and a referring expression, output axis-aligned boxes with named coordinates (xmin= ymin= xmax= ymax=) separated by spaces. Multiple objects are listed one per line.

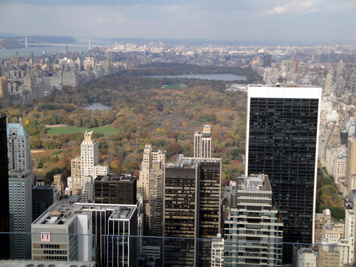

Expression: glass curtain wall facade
xmin=245 ymin=86 xmax=321 ymax=263
xmin=0 ymin=116 xmax=9 ymax=259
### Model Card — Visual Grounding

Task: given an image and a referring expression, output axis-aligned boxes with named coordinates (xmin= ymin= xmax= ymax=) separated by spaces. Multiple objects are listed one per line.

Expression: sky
xmin=0 ymin=0 xmax=355 ymax=44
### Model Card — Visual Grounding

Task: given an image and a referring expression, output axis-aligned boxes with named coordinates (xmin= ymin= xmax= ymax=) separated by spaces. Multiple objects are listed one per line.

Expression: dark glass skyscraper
xmin=245 ymin=86 xmax=321 ymax=262
xmin=0 ymin=116 xmax=9 ymax=259
xmin=163 ymin=157 xmax=222 ymax=266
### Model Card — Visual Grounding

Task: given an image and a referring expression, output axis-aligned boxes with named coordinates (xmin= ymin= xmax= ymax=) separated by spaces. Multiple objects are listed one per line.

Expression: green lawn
xmin=162 ymin=83 xmax=182 ymax=89
xmin=47 ymin=126 xmax=118 ymax=136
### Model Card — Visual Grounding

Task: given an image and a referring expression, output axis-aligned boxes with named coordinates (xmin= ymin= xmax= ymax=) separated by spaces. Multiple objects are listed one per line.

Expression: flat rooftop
xmin=95 ymin=173 xmax=136 ymax=182
xmin=166 ymin=155 xmax=221 ymax=169
xmin=74 ymin=203 xmax=137 ymax=221
xmin=238 ymin=174 xmax=271 ymax=191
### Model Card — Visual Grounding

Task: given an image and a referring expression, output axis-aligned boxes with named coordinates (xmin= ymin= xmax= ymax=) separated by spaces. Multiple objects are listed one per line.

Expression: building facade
xmin=7 ymin=119 xmax=34 ymax=185
xmin=32 ymin=185 xmax=59 ymax=221
xmin=346 ymin=137 xmax=356 ymax=190
xmin=94 ymin=174 xmax=137 ymax=204
xmin=0 ymin=116 xmax=10 ymax=258
xmin=224 ymin=174 xmax=283 ymax=266
xmin=139 ymin=143 xmax=166 ymax=235
xmin=163 ymin=156 xmax=222 ymax=266
xmin=245 ymin=86 xmax=321 ymax=262
xmin=71 ymin=131 xmax=108 ymax=198
xmin=194 ymin=124 xmax=212 ymax=158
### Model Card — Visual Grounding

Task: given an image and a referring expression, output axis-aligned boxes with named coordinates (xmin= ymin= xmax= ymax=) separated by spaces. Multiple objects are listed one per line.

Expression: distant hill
xmin=0 ymin=33 xmax=18 ymax=37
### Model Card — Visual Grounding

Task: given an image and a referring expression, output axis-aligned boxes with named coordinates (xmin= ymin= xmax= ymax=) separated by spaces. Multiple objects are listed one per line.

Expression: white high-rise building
xmin=81 ymin=131 xmax=108 ymax=179
xmin=7 ymin=119 xmax=33 ymax=184
xmin=71 ymin=131 xmax=108 ymax=200
xmin=194 ymin=124 xmax=212 ymax=158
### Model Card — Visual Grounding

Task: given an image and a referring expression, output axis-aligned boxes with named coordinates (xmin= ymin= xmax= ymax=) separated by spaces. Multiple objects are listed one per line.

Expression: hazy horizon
xmin=0 ymin=0 xmax=355 ymax=44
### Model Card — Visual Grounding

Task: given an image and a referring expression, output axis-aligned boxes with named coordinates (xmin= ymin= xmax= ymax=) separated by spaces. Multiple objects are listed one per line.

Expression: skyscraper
xmin=7 ymin=120 xmax=34 ymax=258
xmin=224 ymin=174 xmax=283 ymax=266
xmin=7 ymin=119 xmax=34 ymax=183
xmin=194 ymin=124 xmax=212 ymax=158
xmin=138 ymin=143 xmax=166 ymax=235
xmin=163 ymin=156 xmax=222 ymax=266
xmin=263 ymin=54 xmax=272 ymax=67
xmin=71 ymin=131 xmax=108 ymax=198
xmin=346 ymin=137 xmax=356 ymax=190
xmin=0 ymin=116 xmax=10 ymax=259
xmin=245 ymin=86 xmax=321 ymax=262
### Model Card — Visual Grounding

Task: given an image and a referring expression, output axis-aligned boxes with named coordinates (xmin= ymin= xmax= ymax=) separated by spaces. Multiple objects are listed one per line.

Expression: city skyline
xmin=0 ymin=0 xmax=355 ymax=43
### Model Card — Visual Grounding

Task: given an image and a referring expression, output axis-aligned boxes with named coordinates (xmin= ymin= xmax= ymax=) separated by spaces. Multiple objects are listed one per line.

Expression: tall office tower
xmin=194 ymin=124 xmax=212 ymax=158
xmin=163 ymin=156 xmax=222 ymax=266
xmin=292 ymin=58 xmax=299 ymax=73
xmin=0 ymin=116 xmax=10 ymax=259
xmin=0 ymin=77 xmax=10 ymax=109
xmin=346 ymin=137 xmax=356 ymax=190
xmin=337 ymin=60 xmax=345 ymax=78
xmin=245 ymin=86 xmax=321 ymax=262
xmin=7 ymin=120 xmax=34 ymax=258
xmin=263 ymin=54 xmax=272 ymax=67
xmin=104 ymin=57 xmax=113 ymax=75
xmin=147 ymin=161 xmax=164 ymax=236
xmin=8 ymin=169 xmax=32 ymax=258
xmin=71 ymin=156 xmax=81 ymax=196
xmin=224 ymin=174 xmax=283 ymax=266
xmin=94 ymin=174 xmax=137 ymax=204
xmin=325 ymin=73 xmax=333 ymax=94
xmin=139 ymin=143 xmax=166 ymax=234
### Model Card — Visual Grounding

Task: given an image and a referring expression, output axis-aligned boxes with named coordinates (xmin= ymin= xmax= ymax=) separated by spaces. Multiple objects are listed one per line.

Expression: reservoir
xmin=85 ymin=103 xmax=112 ymax=111
xmin=144 ymin=74 xmax=246 ymax=81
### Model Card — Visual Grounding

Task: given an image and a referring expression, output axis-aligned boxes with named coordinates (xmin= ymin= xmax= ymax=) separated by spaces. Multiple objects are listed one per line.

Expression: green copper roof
xmin=7 ymin=121 xmax=29 ymax=139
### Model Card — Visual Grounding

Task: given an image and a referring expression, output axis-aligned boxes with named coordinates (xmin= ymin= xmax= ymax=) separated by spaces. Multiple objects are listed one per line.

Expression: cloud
xmin=262 ymin=1 xmax=318 ymax=15
xmin=116 ymin=18 xmax=126 ymax=23
xmin=96 ymin=18 xmax=110 ymax=23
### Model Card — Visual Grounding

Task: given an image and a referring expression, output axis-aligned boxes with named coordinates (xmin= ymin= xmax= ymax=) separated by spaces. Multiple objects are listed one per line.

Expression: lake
xmin=85 ymin=103 xmax=112 ymax=111
xmin=145 ymin=74 xmax=246 ymax=81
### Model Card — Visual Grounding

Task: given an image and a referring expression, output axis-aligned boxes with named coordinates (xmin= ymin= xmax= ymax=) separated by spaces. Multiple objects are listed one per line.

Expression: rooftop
xmin=7 ymin=120 xmax=29 ymax=139
xmin=166 ymin=155 xmax=221 ymax=169
xmin=95 ymin=173 xmax=136 ymax=182
xmin=238 ymin=174 xmax=271 ymax=191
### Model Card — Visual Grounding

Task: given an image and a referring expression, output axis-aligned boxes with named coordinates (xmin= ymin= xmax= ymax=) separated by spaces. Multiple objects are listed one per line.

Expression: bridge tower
xmin=25 ymin=37 xmax=28 ymax=49
xmin=89 ymin=39 xmax=91 ymax=50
